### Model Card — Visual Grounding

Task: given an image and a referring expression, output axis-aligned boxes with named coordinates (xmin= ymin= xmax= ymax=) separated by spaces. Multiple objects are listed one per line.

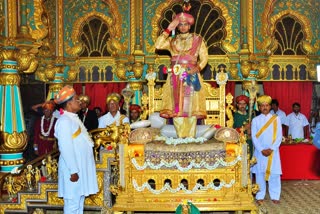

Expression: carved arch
xmin=66 ymin=11 xmax=122 ymax=57
xmin=258 ymin=5 xmax=313 ymax=53
xmin=270 ymin=10 xmax=312 ymax=41
xmin=150 ymin=0 xmax=235 ymax=54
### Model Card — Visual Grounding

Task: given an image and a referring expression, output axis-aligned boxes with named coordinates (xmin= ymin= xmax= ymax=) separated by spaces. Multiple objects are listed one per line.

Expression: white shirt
xmin=285 ymin=112 xmax=309 ymax=139
xmin=270 ymin=108 xmax=286 ymax=125
xmin=98 ymin=111 xmax=129 ymax=128
xmin=251 ymin=113 xmax=282 ymax=174
xmin=54 ymin=111 xmax=98 ymax=199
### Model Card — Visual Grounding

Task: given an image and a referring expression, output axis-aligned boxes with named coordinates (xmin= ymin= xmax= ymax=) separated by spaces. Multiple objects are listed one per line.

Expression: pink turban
xmin=175 ymin=12 xmax=194 ymax=25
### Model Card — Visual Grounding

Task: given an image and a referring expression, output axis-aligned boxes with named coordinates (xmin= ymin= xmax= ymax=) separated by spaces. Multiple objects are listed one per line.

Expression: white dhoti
xmin=64 ymin=195 xmax=85 ymax=214
xmin=255 ymin=173 xmax=281 ymax=200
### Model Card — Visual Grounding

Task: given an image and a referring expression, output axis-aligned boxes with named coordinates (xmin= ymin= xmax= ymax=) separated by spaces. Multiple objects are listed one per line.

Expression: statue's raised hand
xmin=167 ymin=18 xmax=180 ymax=32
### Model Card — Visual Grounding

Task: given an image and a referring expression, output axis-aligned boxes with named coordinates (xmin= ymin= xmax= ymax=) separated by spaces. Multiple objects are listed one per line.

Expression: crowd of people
xmin=27 ymin=85 xmax=143 ymax=213
xmin=23 ymin=10 xmax=316 ymax=212
xmin=31 ymin=92 xmax=142 ymax=157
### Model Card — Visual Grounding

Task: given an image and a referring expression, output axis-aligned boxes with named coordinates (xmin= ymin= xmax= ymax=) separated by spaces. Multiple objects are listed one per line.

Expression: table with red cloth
xmin=280 ymin=143 xmax=320 ymax=180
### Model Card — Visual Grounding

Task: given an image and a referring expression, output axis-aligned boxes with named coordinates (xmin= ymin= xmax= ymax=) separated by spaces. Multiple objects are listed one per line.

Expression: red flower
xmin=214 ymin=124 xmax=221 ymax=129
xmin=235 ymin=127 xmax=241 ymax=133
xmin=134 ymin=152 xmax=140 ymax=157
xmin=59 ymin=108 xmax=64 ymax=115
xmin=163 ymin=66 xmax=168 ymax=74
xmin=40 ymin=176 xmax=47 ymax=182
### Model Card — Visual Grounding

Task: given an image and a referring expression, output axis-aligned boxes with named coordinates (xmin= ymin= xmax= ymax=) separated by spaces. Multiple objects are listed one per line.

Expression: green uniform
xmin=233 ymin=111 xmax=253 ymax=159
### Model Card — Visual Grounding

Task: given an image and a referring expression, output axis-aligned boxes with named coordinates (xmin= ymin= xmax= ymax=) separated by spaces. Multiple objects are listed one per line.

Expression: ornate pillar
xmin=46 ymin=56 xmax=66 ymax=100
xmin=46 ymin=73 xmax=64 ymax=100
xmin=0 ymin=57 xmax=27 ymax=172
xmin=0 ymin=1 xmax=40 ymax=172
xmin=239 ymin=0 xmax=251 ymax=79
xmin=129 ymin=82 xmax=143 ymax=106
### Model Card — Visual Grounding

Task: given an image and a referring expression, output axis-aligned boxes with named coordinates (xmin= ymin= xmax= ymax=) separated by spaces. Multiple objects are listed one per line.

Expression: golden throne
xmin=108 ymin=72 xmax=258 ymax=213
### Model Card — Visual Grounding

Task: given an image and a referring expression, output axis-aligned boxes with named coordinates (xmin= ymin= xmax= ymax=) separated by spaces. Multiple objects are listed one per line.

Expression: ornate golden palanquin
xmin=107 ymin=75 xmax=258 ymax=213
xmin=2 ymin=0 xmax=319 ymax=213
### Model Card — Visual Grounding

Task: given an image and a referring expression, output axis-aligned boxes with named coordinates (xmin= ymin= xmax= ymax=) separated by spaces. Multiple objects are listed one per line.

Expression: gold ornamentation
xmin=203 ymin=82 xmax=218 ymax=97
xmin=0 ymin=73 xmax=21 ymax=85
xmin=1 ymin=48 xmax=16 ymax=60
xmin=7 ymin=1 xmax=17 ymax=37
xmin=67 ymin=70 xmax=77 ymax=81
xmin=1 ymin=131 xmax=28 ymax=152
xmin=0 ymin=159 xmax=24 ymax=166
xmin=270 ymin=10 xmax=312 ymax=41
xmin=65 ymin=42 xmax=83 ymax=57
xmin=240 ymin=60 xmax=251 ymax=78
xmin=216 ymin=71 xmax=229 ymax=85
xmin=140 ymin=93 xmax=149 ymax=120
xmin=251 ymin=184 xmax=260 ymax=194
xmin=222 ymin=40 xmax=239 ymax=53
xmin=229 ymin=63 xmax=239 ymax=79
xmin=247 ymin=0 xmax=254 ymax=53
xmin=36 ymin=71 xmax=46 ymax=81
xmin=132 ymin=62 xmax=143 ymax=79
xmin=302 ymin=41 xmax=317 ymax=54
xmin=32 ymin=208 xmax=45 ymax=214
xmin=68 ymin=11 xmax=120 ymax=57
xmin=106 ymin=38 xmax=126 ymax=56
xmin=129 ymin=82 xmax=143 ymax=91
xmin=115 ymin=62 xmax=127 ymax=80
xmin=226 ymin=93 xmax=235 ymax=128
xmin=243 ymin=80 xmax=259 ymax=122
xmin=122 ymin=86 xmax=134 ymax=116
xmin=44 ymin=64 xmax=58 ymax=81
xmin=16 ymin=51 xmax=38 ymax=74
xmin=90 ymin=126 xmax=120 ymax=161
xmin=255 ymin=36 xmax=278 ymax=53
xmin=28 ymin=0 xmax=49 ymax=40
xmin=257 ymin=60 xmax=269 ymax=79
xmin=259 ymin=5 xmax=313 ymax=55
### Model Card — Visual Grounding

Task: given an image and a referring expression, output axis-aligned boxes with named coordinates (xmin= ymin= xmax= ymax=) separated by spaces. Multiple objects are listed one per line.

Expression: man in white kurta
xmin=270 ymin=99 xmax=286 ymax=125
xmin=98 ymin=93 xmax=129 ymax=128
xmin=251 ymin=95 xmax=282 ymax=205
xmin=54 ymin=85 xmax=98 ymax=214
xmin=285 ymin=102 xmax=309 ymax=140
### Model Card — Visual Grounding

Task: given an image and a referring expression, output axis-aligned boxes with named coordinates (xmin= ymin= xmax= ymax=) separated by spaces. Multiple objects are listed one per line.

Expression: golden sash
xmin=255 ymin=115 xmax=278 ymax=181
xmin=72 ymin=127 xmax=81 ymax=139
xmin=111 ymin=114 xmax=127 ymax=126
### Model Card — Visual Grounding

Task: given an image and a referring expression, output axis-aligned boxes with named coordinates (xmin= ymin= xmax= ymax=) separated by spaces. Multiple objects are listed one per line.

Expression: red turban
xmin=42 ymin=101 xmax=55 ymax=111
xmin=236 ymin=95 xmax=249 ymax=104
xmin=175 ymin=12 xmax=194 ymax=25
xmin=129 ymin=104 xmax=142 ymax=112
xmin=54 ymin=85 xmax=75 ymax=104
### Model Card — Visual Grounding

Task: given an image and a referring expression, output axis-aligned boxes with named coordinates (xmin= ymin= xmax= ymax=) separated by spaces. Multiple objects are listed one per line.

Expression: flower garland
xmin=131 ymin=155 xmax=241 ymax=172
xmin=41 ymin=116 xmax=55 ymax=137
xmin=154 ymin=136 xmax=207 ymax=146
xmin=132 ymin=179 xmax=235 ymax=194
